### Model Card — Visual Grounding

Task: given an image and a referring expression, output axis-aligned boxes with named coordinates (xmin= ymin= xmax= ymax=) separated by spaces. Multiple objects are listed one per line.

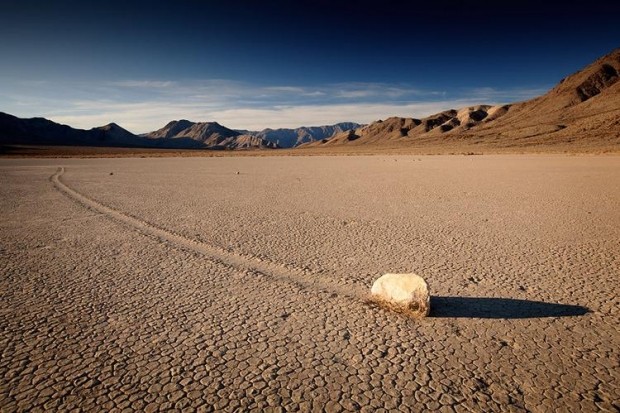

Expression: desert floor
xmin=1 ymin=155 xmax=618 ymax=412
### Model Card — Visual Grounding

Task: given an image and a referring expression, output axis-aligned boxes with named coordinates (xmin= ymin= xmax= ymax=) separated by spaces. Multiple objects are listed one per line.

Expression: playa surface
xmin=1 ymin=155 xmax=618 ymax=412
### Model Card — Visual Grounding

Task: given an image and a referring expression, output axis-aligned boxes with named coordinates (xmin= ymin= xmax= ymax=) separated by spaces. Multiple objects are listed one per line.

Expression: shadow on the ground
xmin=430 ymin=296 xmax=589 ymax=319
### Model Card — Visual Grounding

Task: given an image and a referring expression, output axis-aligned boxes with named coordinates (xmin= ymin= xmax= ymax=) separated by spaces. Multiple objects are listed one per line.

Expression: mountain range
xmin=1 ymin=48 xmax=618 ymax=152
xmin=0 ymin=113 xmax=360 ymax=150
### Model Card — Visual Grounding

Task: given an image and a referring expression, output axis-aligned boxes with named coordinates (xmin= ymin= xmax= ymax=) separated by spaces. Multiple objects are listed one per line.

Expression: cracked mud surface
xmin=1 ymin=155 xmax=619 ymax=412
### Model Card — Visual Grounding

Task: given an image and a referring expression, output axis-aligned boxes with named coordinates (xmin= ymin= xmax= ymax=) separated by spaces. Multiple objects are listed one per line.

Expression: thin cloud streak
xmin=467 ymin=86 xmax=550 ymax=101
xmin=108 ymin=80 xmax=177 ymax=88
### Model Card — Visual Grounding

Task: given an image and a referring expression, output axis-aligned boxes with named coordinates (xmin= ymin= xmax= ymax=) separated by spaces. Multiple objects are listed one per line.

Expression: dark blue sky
xmin=1 ymin=0 xmax=619 ymax=131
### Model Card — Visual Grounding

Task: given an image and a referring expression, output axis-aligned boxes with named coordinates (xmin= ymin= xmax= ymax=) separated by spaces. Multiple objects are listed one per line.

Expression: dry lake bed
xmin=1 ymin=155 xmax=619 ymax=412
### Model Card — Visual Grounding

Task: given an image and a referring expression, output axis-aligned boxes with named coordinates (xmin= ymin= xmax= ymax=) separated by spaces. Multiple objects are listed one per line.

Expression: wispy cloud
xmin=108 ymin=80 xmax=177 ymax=88
xmin=466 ymin=86 xmax=549 ymax=102
xmin=0 ymin=78 xmax=549 ymax=133
xmin=262 ymin=86 xmax=307 ymax=93
xmin=335 ymin=90 xmax=375 ymax=99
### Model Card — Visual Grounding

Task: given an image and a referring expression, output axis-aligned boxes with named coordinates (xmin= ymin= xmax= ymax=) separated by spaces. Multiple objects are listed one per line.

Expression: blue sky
xmin=1 ymin=0 xmax=619 ymax=132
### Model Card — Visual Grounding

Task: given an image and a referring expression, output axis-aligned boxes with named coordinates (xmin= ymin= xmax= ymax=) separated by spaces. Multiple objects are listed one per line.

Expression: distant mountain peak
xmin=165 ymin=119 xmax=195 ymax=127
xmin=98 ymin=122 xmax=122 ymax=130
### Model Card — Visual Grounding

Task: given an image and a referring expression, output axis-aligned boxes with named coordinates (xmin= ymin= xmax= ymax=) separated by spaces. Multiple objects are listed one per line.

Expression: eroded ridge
xmin=51 ymin=167 xmax=367 ymax=300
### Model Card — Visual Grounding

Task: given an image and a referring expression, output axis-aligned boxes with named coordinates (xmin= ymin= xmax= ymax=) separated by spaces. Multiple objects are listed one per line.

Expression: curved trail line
xmin=52 ymin=167 xmax=367 ymax=301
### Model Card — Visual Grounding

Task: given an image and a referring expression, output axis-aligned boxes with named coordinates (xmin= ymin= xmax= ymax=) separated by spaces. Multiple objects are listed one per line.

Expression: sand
xmin=1 ymin=155 xmax=619 ymax=412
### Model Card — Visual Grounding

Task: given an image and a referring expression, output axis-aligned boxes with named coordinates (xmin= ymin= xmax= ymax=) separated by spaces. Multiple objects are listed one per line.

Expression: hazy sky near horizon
xmin=1 ymin=0 xmax=619 ymax=132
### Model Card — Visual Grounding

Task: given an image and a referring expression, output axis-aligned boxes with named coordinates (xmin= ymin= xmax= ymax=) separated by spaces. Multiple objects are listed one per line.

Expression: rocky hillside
xmin=303 ymin=48 xmax=620 ymax=151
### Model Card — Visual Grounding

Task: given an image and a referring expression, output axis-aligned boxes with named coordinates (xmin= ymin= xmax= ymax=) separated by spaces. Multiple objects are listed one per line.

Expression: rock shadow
xmin=430 ymin=296 xmax=589 ymax=319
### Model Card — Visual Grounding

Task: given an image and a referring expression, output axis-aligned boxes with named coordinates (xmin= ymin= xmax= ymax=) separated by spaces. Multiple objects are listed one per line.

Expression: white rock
xmin=371 ymin=273 xmax=430 ymax=316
